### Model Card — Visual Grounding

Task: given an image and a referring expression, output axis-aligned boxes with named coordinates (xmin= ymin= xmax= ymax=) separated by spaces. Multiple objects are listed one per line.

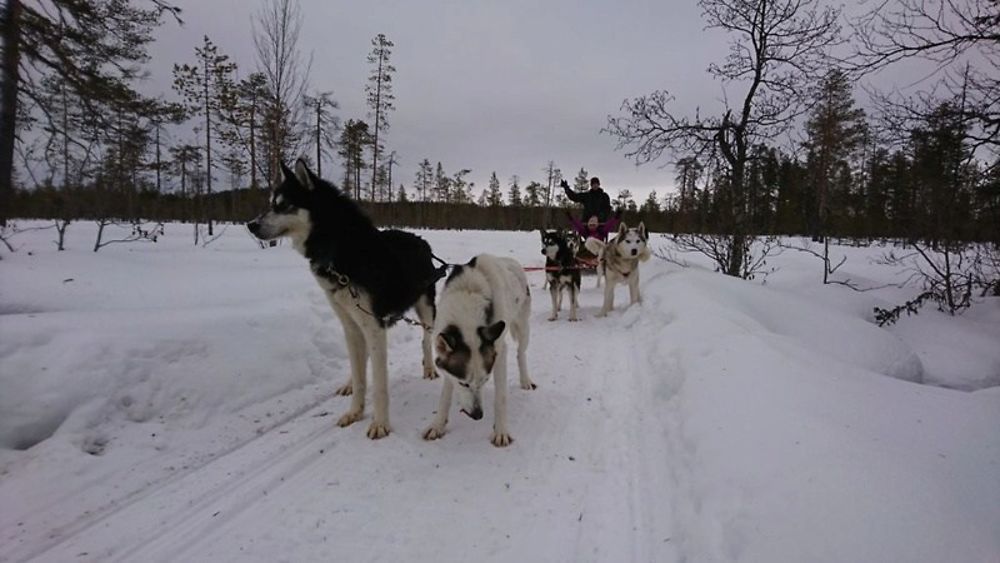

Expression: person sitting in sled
xmin=565 ymin=209 xmax=623 ymax=242
xmin=561 ymin=177 xmax=621 ymax=241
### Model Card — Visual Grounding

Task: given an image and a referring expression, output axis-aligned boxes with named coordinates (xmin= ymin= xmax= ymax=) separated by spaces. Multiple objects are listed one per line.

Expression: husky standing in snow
xmin=585 ymin=222 xmax=651 ymax=317
xmin=247 ymin=159 xmax=441 ymax=440
xmin=540 ymin=229 xmax=582 ymax=321
xmin=423 ymin=254 xmax=536 ymax=447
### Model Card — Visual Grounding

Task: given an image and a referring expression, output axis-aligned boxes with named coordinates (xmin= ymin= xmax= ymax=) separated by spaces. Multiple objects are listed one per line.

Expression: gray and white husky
xmin=247 ymin=159 xmax=440 ymax=440
xmin=585 ymin=222 xmax=651 ymax=317
xmin=423 ymin=254 xmax=536 ymax=447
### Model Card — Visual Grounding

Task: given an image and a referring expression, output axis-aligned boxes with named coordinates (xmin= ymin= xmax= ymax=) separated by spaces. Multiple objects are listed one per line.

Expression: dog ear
xmin=617 ymin=222 xmax=628 ymax=238
xmin=477 ymin=321 xmax=506 ymax=344
xmin=435 ymin=332 xmax=455 ymax=355
xmin=294 ymin=159 xmax=315 ymax=190
xmin=280 ymin=161 xmax=296 ymax=184
xmin=638 ymin=222 xmax=647 ymax=241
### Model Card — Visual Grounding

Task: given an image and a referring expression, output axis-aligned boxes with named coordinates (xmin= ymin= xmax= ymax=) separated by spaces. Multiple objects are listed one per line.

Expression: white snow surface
xmin=1 ymin=222 xmax=998 ymax=562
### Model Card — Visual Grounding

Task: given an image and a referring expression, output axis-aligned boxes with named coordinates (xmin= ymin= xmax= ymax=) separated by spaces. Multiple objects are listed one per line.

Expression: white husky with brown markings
xmin=423 ymin=254 xmax=536 ymax=447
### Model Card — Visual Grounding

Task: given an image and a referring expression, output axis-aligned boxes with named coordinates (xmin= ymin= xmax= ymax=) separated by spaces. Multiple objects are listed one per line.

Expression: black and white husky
xmin=423 ymin=254 xmax=536 ymax=447
xmin=540 ymin=229 xmax=582 ymax=321
xmin=585 ymin=222 xmax=651 ymax=317
xmin=247 ymin=159 xmax=440 ymax=440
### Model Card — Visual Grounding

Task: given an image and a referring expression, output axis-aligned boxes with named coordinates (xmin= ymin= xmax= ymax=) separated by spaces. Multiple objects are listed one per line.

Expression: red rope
xmin=523 ymin=258 xmax=599 ymax=272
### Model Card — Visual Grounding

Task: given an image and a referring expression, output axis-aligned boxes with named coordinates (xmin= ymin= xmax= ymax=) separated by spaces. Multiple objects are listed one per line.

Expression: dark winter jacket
xmin=563 ymin=184 xmax=612 ymax=223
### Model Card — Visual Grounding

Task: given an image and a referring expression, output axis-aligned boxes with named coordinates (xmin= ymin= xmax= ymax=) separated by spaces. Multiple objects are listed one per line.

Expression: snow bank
xmin=633 ymin=262 xmax=1000 ymax=561
xmin=1 ymin=223 xmax=997 ymax=562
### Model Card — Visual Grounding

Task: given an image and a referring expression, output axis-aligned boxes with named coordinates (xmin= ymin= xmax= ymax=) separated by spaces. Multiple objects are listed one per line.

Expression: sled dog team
xmin=248 ymin=160 xmax=650 ymax=446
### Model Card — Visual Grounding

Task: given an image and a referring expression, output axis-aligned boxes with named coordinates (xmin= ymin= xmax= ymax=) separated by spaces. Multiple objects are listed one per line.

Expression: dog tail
xmin=584 ymin=237 xmax=605 ymax=256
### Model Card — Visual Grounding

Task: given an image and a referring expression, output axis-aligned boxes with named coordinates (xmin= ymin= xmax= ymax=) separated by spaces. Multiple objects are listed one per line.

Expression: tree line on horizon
xmin=1 ymin=0 xmax=998 ymax=311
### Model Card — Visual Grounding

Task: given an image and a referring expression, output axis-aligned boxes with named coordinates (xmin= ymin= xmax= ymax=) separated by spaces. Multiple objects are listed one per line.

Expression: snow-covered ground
xmin=1 ymin=221 xmax=998 ymax=562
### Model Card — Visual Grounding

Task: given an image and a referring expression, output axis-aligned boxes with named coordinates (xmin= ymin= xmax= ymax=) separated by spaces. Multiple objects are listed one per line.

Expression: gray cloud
xmin=146 ymin=0 xmax=945 ymax=201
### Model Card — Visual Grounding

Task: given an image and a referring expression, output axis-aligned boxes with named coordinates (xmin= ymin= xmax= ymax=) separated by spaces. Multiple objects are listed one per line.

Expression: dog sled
xmin=572 ymin=242 xmax=601 ymax=274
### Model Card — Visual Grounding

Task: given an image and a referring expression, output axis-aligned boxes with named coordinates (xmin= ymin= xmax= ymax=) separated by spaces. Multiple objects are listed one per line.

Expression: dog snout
xmin=631 ymin=248 xmax=638 ymax=256
xmin=462 ymin=406 xmax=484 ymax=420
xmin=247 ymin=220 xmax=260 ymax=235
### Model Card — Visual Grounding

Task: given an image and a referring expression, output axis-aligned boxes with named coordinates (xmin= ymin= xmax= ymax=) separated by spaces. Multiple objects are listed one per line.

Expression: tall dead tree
xmin=302 ymin=91 xmax=339 ymax=177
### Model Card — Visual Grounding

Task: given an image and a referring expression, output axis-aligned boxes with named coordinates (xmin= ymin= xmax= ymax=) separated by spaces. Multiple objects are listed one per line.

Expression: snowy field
xmin=1 ymin=221 xmax=999 ymax=562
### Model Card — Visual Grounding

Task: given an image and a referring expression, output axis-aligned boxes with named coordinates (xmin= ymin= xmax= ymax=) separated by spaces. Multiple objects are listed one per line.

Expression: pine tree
xmin=543 ymin=161 xmax=561 ymax=207
xmin=803 ymin=69 xmax=867 ymax=242
xmin=909 ymin=102 xmax=973 ymax=245
xmin=451 ymin=169 xmax=472 ymax=203
xmin=434 ymin=162 xmax=450 ymax=202
xmin=573 ymin=167 xmax=589 ymax=191
xmin=173 ymin=35 xmax=237 ymax=236
xmin=508 ymin=175 xmax=522 ymax=207
xmin=641 ymin=190 xmax=661 ymax=213
xmin=524 ymin=181 xmax=543 ymax=206
xmin=366 ymin=33 xmax=395 ymax=201
xmin=219 ymin=72 xmax=268 ymax=190
xmin=486 ymin=171 xmax=504 ymax=207
xmin=337 ymin=119 xmax=370 ymax=198
xmin=674 ymin=157 xmax=703 ymax=216
xmin=414 ymin=158 xmax=433 ymax=202
xmin=1 ymin=0 xmax=181 ymax=225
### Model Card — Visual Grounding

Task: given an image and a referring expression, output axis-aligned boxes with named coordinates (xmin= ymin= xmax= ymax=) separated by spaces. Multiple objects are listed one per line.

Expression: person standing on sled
xmin=561 ymin=177 xmax=621 ymax=241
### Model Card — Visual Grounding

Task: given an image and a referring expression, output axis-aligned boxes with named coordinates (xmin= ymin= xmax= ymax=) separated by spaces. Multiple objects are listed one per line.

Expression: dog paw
xmin=422 ymin=426 xmax=446 ymax=441
xmin=336 ymin=410 xmax=363 ymax=427
xmin=596 ymin=311 xmax=608 ymax=318
xmin=547 ymin=315 xmax=557 ymax=321
xmin=367 ymin=421 xmax=391 ymax=439
xmin=491 ymin=431 xmax=513 ymax=447
xmin=568 ymin=315 xmax=579 ymax=322
xmin=423 ymin=366 xmax=439 ymax=380
xmin=521 ymin=381 xmax=538 ymax=391
xmin=334 ymin=382 xmax=353 ymax=396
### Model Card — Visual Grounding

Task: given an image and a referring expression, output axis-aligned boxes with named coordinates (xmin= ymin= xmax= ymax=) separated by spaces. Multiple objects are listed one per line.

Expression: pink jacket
xmin=567 ymin=214 xmax=621 ymax=242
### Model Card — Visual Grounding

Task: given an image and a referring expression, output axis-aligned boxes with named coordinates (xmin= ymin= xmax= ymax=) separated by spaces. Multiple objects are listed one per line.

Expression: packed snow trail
xmin=3 ymin=225 xmax=998 ymax=562
xmin=5 ymin=270 xmax=679 ymax=562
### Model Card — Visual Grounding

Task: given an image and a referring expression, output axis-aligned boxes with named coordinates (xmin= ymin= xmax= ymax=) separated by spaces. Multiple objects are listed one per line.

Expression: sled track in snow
xmin=9 ymin=391 xmax=337 ymax=563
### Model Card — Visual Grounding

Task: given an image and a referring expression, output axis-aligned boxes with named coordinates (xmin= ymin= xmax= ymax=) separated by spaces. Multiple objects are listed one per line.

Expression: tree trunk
xmin=250 ymin=101 xmax=258 ymax=190
xmin=0 ymin=0 xmax=22 ymax=226
xmin=315 ymin=102 xmax=321 ymax=177
xmin=204 ymin=61 xmax=214 ymax=236
xmin=371 ymin=56 xmax=382 ymax=202
xmin=155 ymin=125 xmax=162 ymax=192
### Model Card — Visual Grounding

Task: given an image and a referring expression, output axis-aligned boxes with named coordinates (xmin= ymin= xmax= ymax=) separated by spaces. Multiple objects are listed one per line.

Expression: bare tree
xmin=606 ymin=0 xmax=841 ymax=278
xmin=253 ymin=0 xmax=311 ymax=183
xmin=302 ymin=91 xmax=339 ymax=177
xmin=851 ymin=0 xmax=1000 ymax=150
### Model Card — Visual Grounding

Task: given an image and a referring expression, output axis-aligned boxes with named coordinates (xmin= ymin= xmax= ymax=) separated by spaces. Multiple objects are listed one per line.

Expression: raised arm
xmin=561 ymin=179 xmax=584 ymax=203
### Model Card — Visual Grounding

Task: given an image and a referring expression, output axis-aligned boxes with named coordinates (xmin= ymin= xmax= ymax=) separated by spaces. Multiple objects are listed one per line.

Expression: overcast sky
xmin=144 ymin=0 xmax=937 ymax=201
